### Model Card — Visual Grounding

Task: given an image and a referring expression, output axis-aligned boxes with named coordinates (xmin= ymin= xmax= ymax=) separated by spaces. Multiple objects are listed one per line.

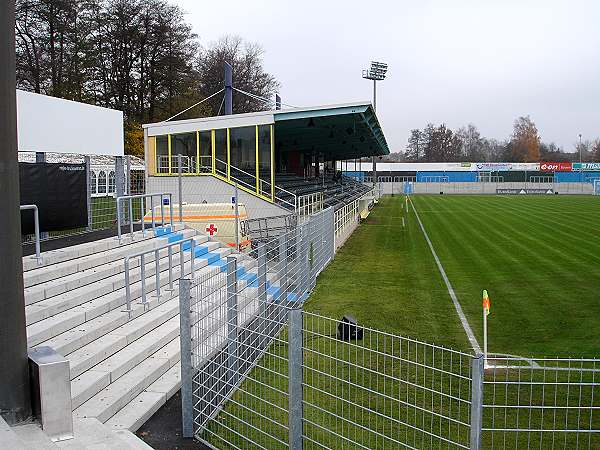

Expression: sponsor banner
xmin=540 ymin=161 xmax=572 ymax=172
xmin=573 ymin=162 xmax=600 ymax=171
xmin=496 ymin=188 xmax=554 ymax=195
xmin=475 ymin=162 xmax=540 ymax=171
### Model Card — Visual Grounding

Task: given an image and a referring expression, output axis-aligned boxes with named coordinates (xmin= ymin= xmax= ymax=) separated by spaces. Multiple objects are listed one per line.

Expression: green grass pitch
xmin=202 ymin=194 xmax=600 ymax=449
xmin=306 ymin=194 xmax=600 ymax=357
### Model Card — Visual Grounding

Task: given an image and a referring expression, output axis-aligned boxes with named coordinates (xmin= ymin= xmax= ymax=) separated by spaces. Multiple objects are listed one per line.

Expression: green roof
xmin=273 ymin=102 xmax=389 ymax=159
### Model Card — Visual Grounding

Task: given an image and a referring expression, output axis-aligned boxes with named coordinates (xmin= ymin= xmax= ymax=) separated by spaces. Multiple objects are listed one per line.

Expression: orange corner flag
xmin=482 ymin=290 xmax=491 ymax=316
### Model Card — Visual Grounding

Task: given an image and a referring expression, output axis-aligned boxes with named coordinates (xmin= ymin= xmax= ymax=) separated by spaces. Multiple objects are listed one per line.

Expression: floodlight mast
xmin=362 ymin=61 xmax=387 ymax=187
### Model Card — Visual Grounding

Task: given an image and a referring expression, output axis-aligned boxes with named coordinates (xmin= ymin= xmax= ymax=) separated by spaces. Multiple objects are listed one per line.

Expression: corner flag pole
xmin=482 ymin=290 xmax=490 ymax=367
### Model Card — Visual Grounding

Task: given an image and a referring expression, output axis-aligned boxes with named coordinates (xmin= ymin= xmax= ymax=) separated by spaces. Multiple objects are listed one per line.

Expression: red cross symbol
xmin=206 ymin=224 xmax=218 ymax=236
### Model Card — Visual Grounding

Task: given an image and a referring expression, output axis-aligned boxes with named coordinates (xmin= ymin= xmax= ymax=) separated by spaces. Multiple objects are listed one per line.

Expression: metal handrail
xmin=123 ymin=236 xmax=196 ymax=317
xmin=20 ymin=204 xmax=42 ymax=263
xmin=213 ymin=157 xmax=297 ymax=211
xmin=116 ymin=193 xmax=174 ymax=243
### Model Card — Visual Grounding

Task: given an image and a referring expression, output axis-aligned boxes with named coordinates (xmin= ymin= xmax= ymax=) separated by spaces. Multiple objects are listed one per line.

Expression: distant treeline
xmin=388 ymin=117 xmax=600 ymax=163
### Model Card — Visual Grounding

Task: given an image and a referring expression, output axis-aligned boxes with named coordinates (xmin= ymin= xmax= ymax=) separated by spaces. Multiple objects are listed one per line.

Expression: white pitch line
xmin=409 ymin=197 xmax=482 ymax=354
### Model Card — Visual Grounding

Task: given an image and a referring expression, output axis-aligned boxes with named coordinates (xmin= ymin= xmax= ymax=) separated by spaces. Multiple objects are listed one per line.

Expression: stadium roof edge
xmin=143 ymin=101 xmax=389 ymax=159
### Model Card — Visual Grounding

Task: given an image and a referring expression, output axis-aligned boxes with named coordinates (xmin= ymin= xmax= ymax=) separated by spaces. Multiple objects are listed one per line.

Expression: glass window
xmin=108 ymin=171 xmax=116 ymax=193
xmin=171 ymin=132 xmax=196 ymax=173
xmin=229 ymin=126 xmax=256 ymax=183
xmin=91 ymin=171 xmax=97 ymax=194
xmin=199 ymin=131 xmax=212 ymax=173
xmin=258 ymin=125 xmax=272 ymax=196
xmin=156 ymin=135 xmax=169 ymax=173
xmin=214 ymin=129 xmax=227 ymax=176
xmin=98 ymin=170 xmax=107 ymax=194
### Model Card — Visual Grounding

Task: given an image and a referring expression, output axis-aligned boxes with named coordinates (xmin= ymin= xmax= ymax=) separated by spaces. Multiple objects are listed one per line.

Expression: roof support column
xmin=224 ymin=62 xmax=233 ymax=115
xmin=0 ymin=0 xmax=32 ymax=424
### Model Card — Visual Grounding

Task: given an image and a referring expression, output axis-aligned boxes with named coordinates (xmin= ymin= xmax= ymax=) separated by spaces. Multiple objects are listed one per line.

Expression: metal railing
xmin=240 ymin=213 xmax=297 ymax=243
xmin=20 ymin=204 xmax=42 ymax=263
xmin=297 ymin=192 xmax=324 ymax=217
xmin=116 ymin=193 xmax=173 ymax=243
xmin=123 ymin=236 xmax=196 ymax=318
xmin=213 ymin=157 xmax=298 ymax=211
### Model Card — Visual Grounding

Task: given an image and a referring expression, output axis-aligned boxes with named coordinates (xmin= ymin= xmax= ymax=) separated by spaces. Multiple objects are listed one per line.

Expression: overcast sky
xmin=174 ymin=0 xmax=599 ymax=152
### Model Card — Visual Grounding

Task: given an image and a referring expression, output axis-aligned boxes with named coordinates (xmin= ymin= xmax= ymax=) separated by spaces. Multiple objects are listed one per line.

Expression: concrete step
xmin=25 ymin=236 xmax=214 ymax=326
xmin=0 ymin=416 xmax=29 ymax=450
xmin=23 ymin=226 xmax=186 ymax=289
xmin=56 ymin=417 xmax=153 ymax=450
xmin=71 ymin=316 xmax=180 ymax=409
xmin=26 ymin=241 xmax=227 ymax=346
xmin=11 ymin=422 xmax=60 ymax=449
xmin=73 ymin=337 xmax=180 ymax=423
xmin=23 ymin=225 xmax=182 ymax=272
xmin=24 ymin=229 xmax=200 ymax=305
xmin=105 ymin=363 xmax=181 ymax=432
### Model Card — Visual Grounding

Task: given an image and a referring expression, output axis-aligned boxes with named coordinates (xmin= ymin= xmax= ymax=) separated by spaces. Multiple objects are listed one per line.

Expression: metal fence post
xmin=116 ymin=156 xmax=125 ymax=225
xmin=288 ymin=308 xmax=303 ymax=450
xmin=258 ymin=244 xmax=267 ymax=311
xmin=178 ymin=154 xmax=183 ymax=223
xmin=279 ymin=234 xmax=288 ymax=302
xmin=470 ymin=354 xmax=484 ymax=450
xmin=226 ymin=256 xmax=238 ymax=387
xmin=234 ymin=183 xmax=240 ymax=251
xmin=85 ymin=155 xmax=92 ymax=231
xmin=179 ymin=278 xmax=194 ymax=438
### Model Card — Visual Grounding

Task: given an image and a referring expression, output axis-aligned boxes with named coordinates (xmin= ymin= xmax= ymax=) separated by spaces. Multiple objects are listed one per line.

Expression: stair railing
xmin=123 ymin=237 xmax=196 ymax=318
xmin=116 ymin=193 xmax=173 ymax=243
xmin=20 ymin=204 xmax=42 ymax=264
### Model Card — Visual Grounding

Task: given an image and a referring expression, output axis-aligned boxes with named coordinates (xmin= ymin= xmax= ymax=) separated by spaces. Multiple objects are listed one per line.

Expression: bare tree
xmin=197 ymin=35 xmax=280 ymax=115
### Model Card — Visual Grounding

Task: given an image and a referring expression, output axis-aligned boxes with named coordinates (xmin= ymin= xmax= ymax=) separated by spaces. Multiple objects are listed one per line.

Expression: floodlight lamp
xmin=362 ymin=61 xmax=388 ymax=81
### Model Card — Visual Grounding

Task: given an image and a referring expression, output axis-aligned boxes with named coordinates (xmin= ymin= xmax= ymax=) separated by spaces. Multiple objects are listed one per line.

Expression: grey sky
xmin=174 ymin=0 xmax=599 ymax=153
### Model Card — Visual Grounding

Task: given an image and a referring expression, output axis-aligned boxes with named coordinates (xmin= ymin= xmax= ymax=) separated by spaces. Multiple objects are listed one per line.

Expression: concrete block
xmin=56 ymin=417 xmax=133 ymax=450
xmin=73 ymin=356 xmax=170 ymax=423
xmin=96 ymin=318 xmax=179 ymax=383
xmin=72 ymin=370 xmax=111 ymax=409
xmin=12 ymin=423 xmax=60 ymax=449
xmin=28 ymin=308 xmax=87 ymax=347
xmin=145 ymin=363 xmax=181 ymax=399
xmin=68 ymin=334 xmax=128 ymax=379
xmin=150 ymin=338 xmax=180 ymax=367
xmin=105 ymin=392 xmax=166 ymax=432
xmin=112 ymin=430 xmax=155 ymax=449
xmin=0 ymin=416 xmax=29 ymax=450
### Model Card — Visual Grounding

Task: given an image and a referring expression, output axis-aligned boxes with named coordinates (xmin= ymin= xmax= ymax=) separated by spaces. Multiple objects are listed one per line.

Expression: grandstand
xmin=142 ymin=102 xmax=387 ymax=220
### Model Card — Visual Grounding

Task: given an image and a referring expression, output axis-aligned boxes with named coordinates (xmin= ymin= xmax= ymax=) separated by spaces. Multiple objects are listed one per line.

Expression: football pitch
xmin=306 ymin=194 xmax=600 ymax=358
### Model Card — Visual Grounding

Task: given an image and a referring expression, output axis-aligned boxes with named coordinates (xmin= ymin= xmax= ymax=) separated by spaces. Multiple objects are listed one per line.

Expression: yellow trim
xmin=270 ymin=124 xmax=275 ymax=202
xmin=255 ymin=125 xmax=259 ymax=194
xmin=196 ymin=131 xmax=200 ymax=174
xmin=211 ymin=130 xmax=216 ymax=175
xmin=213 ymin=172 xmax=274 ymax=203
xmin=168 ymin=134 xmax=172 ymax=174
xmin=226 ymin=128 xmax=231 ymax=180
xmin=148 ymin=136 xmax=157 ymax=176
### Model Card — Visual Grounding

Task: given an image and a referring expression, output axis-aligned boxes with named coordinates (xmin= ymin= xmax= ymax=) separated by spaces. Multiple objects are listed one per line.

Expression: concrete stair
xmin=1 ymin=415 xmax=152 ymax=450
xmin=23 ymin=224 xmax=262 ymax=435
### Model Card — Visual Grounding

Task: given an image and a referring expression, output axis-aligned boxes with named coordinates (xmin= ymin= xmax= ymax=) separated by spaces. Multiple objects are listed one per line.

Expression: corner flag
xmin=482 ymin=290 xmax=491 ymax=316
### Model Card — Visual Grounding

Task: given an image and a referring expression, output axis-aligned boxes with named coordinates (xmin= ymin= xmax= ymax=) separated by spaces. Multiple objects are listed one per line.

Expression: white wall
xmin=147 ymin=176 xmax=289 ymax=219
xmin=16 ymin=89 xmax=124 ymax=156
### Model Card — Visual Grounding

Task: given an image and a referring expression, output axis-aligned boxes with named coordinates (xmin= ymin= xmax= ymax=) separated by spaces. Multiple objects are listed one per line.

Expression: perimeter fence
xmin=179 ymin=242 xmax=600 ymax=449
